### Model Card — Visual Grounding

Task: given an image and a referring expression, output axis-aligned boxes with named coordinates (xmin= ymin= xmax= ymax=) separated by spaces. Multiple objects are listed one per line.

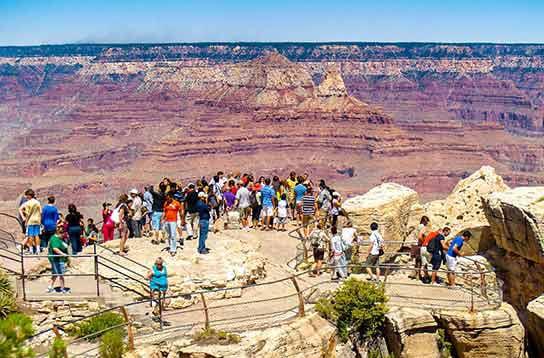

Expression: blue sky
xmin=0 ymin=0 xmax=542 ymax=45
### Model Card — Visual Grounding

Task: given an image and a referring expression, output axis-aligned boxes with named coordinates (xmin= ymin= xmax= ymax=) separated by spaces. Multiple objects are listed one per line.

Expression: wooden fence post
xmin=290 ymin=276 xmax=305 ymax=318
xmin=120 ymin=306 xmax=135 ymax=351
xmin=200 ymin=292 xmax=210 ymax=330
xmin=51 ymin=325 xmax=68 ymax=358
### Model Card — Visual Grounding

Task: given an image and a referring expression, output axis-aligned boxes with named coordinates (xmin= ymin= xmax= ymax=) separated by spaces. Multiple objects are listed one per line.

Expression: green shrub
xmin=48 ymin=337 xmax=66 ymax=358
xmin=192 ymin=328 xmax=241 ymax=345
xmin=316 ymin=277 xmax=388 ymax=342
xmin=437 ymin=329 xmax=453 ymax=358
xmin=99 ymin=329 xmax=125 ymax=358
xmin=0 ymin=270 xmax=16 ymax=319
xmin=0 ymin=270 xmax=13 ymax=296
xmin=74 ymin=312 xmax=125 ymax=341
xmin=0 ymin=313 xmax=35 ymax=357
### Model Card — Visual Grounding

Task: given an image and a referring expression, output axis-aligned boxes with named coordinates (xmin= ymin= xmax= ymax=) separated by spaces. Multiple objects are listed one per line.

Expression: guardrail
xmin=25 ymin=261 xmax=501 ymax=357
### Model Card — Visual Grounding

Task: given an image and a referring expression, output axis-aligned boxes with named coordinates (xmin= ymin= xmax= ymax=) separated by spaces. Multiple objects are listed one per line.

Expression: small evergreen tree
xmin=0 ymin=313 xmax=35 ymax=358
xmin=99 ymin=329 xmax=125 ymax=358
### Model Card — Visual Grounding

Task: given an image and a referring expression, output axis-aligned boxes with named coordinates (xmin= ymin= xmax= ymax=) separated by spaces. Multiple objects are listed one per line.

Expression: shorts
xmin=277 ymin=216 xmax=288 ymax=224
xmin=152 ymin=211 xmax=163 ymax=231
xmin=239 ymin=207 xmax=251 ymax=219
xmin=366 ymin=254 xmax=380 ymax=266
xmin=420 ymin=246 xmax=431 ymax=266
xmin=289 ymin=199 xmax=296 ymax=210
xmin=446 ymin=254 xmax=457 ymax=272
xmin=302 ymin=215 xmax=313 ymax=226
xmin=51 ymin=260 xmax=65 ymax=276
xmin=296 ymin=201 xmax=303 ymax=214
xmin=26 ymin=224 xmax=40 ymax=237
xmin=313 ymin=247 xmax=325 ymax=261
xmin=431 ymin=254 xmax=442 ymax=271
xmin=261 ymin=206 xmax=274 ymax=217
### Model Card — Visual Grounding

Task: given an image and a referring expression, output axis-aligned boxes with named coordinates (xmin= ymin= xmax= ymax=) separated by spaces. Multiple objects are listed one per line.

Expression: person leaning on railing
xmin=147 ymin=257 xmax=168 ymax=321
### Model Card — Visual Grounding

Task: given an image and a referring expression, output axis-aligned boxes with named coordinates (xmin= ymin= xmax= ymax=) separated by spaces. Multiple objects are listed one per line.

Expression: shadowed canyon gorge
xmin=1 ymin=43 xmax=544 ymax=212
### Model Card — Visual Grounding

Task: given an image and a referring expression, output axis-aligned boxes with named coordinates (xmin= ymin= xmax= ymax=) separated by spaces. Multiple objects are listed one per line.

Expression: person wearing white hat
xmin=129 ymin=188 xmax=143 ymax=238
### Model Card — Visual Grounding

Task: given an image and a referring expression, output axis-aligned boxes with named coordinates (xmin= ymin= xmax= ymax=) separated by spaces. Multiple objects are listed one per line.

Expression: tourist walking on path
xmin=101 ymin=202 xmax=115 ymax=242
xmin=184 ymin=183 xmax=199 ymax=241
xmin=114 ymin=194 xmax=130 ymax=256
xmin=147 ymin=257 xmax=168 ymax=319
xmin=19 ymin=189 xmax=42 ymax=254
xmin=260 ymin=178 xmax=276 ymax=231
xmin=301 ymin=186 xmax=317 ymax=239
xmin=235 ymin=182 xmax=251 ymax=231
xmin=309 ymin=223 xmax=329 ymax=277
xmin=317 ymin=180 xmax=332 ymax=227
xmin=196 ymin=192 xmax=211 ymax=254
xmin=162 ymin=194 xmax=183 ymax=256
xmin=129 ymin=189 xmax=143 ymax=238
xmin=41 ymin=195 xmax=59 ymax=251
xmin=249 ymin=183 xmax=262 ymax=229
xmin=446 ymin=230 xmax=472 ymax=287
xmin=365 ymin=222 xmax=384 ymax=282
xmin=294 ymin=177 xmax=307 ymax=224
xmin=65 ymin=204 xmax=84 ymax=255
xmin=286 ymin=172 xmax=298 ymax=220
xmin=411 ymin=216 xmax=430 ymax=280
xmin=330 ymin=227 xmax=348 ymax=280
xmin=47 ymin=223 xmax=69 ymax=294
xmin=341 ymin=221 xmax=359 ymax=263
xmin=428 ymin=227 xmax=451 ymax=285
xmin=150 ymin=184 xmax=166 ymax=244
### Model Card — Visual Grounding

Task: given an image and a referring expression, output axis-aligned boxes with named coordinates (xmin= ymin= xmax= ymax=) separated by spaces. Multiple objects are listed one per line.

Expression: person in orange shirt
xmin=161 ymin=194 xmax=183 ymax=256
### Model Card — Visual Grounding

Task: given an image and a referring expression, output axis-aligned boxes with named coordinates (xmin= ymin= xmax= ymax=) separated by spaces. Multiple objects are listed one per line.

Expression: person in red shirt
xmin=161 ymin=194 xmax=183 ymax=256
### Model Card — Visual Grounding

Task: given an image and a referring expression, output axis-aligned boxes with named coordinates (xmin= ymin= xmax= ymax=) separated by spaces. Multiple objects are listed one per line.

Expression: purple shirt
xmin=224 ymin=191 xmax=236 ymax=208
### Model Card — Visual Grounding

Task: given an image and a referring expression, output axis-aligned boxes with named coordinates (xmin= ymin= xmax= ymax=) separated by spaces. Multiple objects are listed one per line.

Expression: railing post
xmin=51 ymin=325 xmax=68 ymax=358
xmin=469 ymin=272 xmax=475 ymax=313
xmin=158 ymin=292 xmax=164 ymax=330
xmin=290 ymin=275 xmax=305 ymax=317
xmin=20 ymin=243 xmax=26 ymax=301
xmin=93 ymin=243 xmax=100 ymax=297
xmin=119 ymin=306 xmax=135 ymax=352
xmin=200 ymin=292 xmax=210 ymax=330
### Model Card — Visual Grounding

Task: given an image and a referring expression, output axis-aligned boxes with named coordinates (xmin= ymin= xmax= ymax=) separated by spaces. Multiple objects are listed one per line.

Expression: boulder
xmin=484 ymin=186 xmax=544 ymax=264
xmin=527 ymin=295 xmax=544 ymax=355
xmin=343 ymin=183 xmax=419 ymax=245
xmin=384 ymin=307 xmax=440 ymax=358
xmin=436 ymin=303 xmax=525 ymax=358
xmin=424 ymin=166 xmax=509 ymax=254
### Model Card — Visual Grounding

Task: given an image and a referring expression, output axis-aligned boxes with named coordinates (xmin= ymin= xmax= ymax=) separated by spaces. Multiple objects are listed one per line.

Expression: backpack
xmin=249 ymin=191 xmax=258 ymax=208
xmin=111 ymin=204 xmax=125 ymax=224
xmin=427 ymin=236 xmax=438 ymax=255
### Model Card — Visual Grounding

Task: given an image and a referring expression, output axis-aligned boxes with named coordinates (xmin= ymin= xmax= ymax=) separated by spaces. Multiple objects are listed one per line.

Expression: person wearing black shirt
xmin=196 ymin=192 xmax=211 ymax=254
xmin=184 ymin=184 xmax=199 ymax=241
xmin=65 ymin=204 xmax=84 ymax=254
xmin=150 ymin=183 xmax=166 ymax=244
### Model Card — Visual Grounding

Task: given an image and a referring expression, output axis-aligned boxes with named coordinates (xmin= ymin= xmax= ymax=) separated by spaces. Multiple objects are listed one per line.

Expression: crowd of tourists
xmin=15 ymin=171 xmax=472 ymax=295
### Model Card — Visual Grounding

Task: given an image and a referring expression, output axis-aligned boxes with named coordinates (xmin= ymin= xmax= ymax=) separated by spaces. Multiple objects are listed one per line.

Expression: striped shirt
xmin=301 ymin=194 xmax=316 ymax=216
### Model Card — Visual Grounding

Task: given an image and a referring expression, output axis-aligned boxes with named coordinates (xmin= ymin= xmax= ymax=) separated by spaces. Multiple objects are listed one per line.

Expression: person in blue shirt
xmin=196 ymin=192 xmax=211 ymax=254
xmin=41 ymin=196 xmax=59 ymax=252
xmin=293 ymin=178 xmax=307 ymax=224
xmin=260 ymin=178 xmax=276 ymax=231
xmin=147 ymin=257 xmax=168 ymax=320
xmin=445 ymin=230 xmax=472 ymax=287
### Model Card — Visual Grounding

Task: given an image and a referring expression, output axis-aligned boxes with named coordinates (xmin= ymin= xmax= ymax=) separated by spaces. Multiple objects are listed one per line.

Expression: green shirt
xmin=48 ymin=234 xmax=68 ymax=263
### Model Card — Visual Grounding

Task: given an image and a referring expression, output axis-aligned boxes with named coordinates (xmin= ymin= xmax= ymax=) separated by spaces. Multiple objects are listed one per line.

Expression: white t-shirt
xmin=277 ymin=200 xmax=288 ymax=218
xmin=341 ymin=227 xmax=357 ymax=244
xmin=369 ymin=230 xmax=383 ymax=256
xmin=131 ymin=196 xmax=143 ymax=220
xmin=236 ymin=187 xmax=251 ymax=208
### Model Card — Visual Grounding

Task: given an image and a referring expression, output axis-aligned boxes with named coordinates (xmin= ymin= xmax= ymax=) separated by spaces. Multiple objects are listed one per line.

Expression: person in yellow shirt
xmin=18 ymin=189 xmax=42 ymax=254
xmin=285 ymin=171 xmax=297 ymax=221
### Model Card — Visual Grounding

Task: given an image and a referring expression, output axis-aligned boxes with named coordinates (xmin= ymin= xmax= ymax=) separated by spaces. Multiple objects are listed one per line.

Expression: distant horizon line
xmin=2 ymin=40 xmax=544 ymax=48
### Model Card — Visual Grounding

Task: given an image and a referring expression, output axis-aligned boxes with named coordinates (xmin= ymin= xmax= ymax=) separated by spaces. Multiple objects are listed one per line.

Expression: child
xmin=276 ymin=193 xmax=288 ymax=231
xmin=85 ymin=218 xmax=99 ymax=245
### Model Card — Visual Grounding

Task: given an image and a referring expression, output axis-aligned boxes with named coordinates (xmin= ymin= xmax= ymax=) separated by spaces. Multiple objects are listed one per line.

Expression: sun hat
xmin=129 ymin=188 xmax=139 ymax=195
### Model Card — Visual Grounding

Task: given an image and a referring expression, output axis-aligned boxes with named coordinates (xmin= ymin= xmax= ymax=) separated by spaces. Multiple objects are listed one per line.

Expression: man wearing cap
xmin=195 ymin=192 xmax=211 ymax=254
xmin=129 ymin=189 xmax=143 ymax=238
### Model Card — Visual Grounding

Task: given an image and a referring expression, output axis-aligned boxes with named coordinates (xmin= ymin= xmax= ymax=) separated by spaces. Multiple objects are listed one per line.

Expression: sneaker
xmin=46 ymin=287 xmax=54 ymax=293
xmin=62 ymin=288 xmax=71 ymax=294
xmin=431 ymin=282 xmax=441 ymax=286
xmin=186 ymin=236 xmax=193 ymax=241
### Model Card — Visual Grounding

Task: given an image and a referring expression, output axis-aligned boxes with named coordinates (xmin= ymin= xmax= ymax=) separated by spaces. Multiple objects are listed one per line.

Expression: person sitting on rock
xmin=365 ymin=222 xmax=384 ymax=282
xmin=445 ymin=230 xmax=472 ymax=287
xmin=427 ymin=227 xmax=451 ymax=285
xmin=147 ymin=257 xmax=168 ymax=320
